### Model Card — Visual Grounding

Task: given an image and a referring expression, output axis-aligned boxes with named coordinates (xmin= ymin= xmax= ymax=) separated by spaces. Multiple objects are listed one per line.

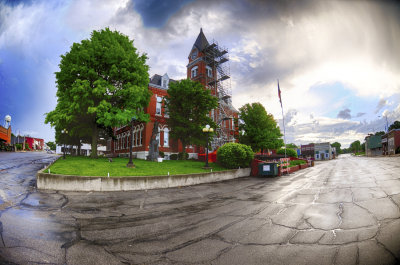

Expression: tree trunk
xmin=181 ymin=140 xmax=187 ymax=160
xmin=91 ymin=123 xmax=98 ymax=158
xmin=77 ymin=142 xmax=81 ymax=156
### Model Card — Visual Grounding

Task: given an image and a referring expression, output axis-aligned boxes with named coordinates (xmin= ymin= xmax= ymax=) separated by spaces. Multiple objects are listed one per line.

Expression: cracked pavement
xmin=0 ymin=152 xmax=399 ymax=264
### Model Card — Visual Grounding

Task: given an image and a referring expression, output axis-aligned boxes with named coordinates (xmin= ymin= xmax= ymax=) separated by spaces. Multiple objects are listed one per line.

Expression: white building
xmin=314 ymin=142 xmax=333 ymax=160
xmin=56 ymin=143 xmax=106 ymax=156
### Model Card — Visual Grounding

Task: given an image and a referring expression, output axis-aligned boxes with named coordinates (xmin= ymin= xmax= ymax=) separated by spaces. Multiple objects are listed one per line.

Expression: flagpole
xmin=278 ymin=79 xmax=287 ymax=159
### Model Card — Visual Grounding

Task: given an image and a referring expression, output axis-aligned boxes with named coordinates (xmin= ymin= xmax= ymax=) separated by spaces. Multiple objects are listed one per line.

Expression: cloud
xmin=132 ymin=0 xmax=195 ymax=28
xmin=356 ymin=112 xmax=366 ymax=118
xmin=375 ymin=98 xmax=389 ymax=114
xmin=337 ymin=108 xmax=352 ymax=120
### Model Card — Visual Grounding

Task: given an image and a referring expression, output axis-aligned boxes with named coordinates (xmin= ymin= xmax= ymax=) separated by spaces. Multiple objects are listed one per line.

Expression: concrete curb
xmin=36 ymin=167 xmax=251 ymax=192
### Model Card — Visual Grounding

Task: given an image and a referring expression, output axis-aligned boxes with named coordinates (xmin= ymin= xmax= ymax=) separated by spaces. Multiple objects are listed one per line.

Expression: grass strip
xmin=48 ymin=156 xmax=228 ymax=177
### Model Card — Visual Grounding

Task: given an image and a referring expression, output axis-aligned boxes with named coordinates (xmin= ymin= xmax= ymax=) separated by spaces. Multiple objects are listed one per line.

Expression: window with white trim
xmin=191 ymin=66 xmax=198 ymax=78
xmin=164 ymin=128 xmax=169 ymax=147
xmin=156 ymin=96 xmax=162 ymax=115
xmin=206 ymin=66 xmax=212 ymax=77
xmin=135 ymin=130 xmax=139 ymax=146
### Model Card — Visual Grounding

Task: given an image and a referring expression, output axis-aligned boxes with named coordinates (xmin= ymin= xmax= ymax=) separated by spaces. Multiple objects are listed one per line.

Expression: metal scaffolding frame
xmin=203 ymin=40 xmax=235 ymax=150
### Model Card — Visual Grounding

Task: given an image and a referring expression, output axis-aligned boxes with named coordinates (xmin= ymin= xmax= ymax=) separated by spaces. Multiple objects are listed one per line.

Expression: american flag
xmin=278 ymin=80 xmax=282 ymax=108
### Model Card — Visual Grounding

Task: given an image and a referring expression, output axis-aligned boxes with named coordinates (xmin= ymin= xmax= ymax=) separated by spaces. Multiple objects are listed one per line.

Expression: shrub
xmin=170 ymin=154 xmax=178 ymax=160
xmin=178 ymin=152 xmax=189 ymax=160
xmin=277 ymin=148 xmax=297 ymax=158
xmin=159 ymin=151 xmax=165 ymax=158
xmin=289 ymin=160 xmax=306 ymax=166
xmin=217 ymin=143 xmax=254 ymax=169
xmin=25 ymin=143 xmax=30 ymax=150
xmin=15 ymin=144 xmax=22 ymax=150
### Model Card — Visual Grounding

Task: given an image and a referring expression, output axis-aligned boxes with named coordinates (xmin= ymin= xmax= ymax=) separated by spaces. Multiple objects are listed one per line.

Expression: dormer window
xmin=191 ymin=66 xmax=198 ymax=78
xmin=191 ymin=50 xmax=198 ymax=60
xmin=161 ymin=73 xmax=169 ymax=88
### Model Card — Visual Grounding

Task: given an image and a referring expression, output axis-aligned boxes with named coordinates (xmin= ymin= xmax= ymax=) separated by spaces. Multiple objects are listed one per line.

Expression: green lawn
xmin=47 ymin=156 xmax=228 ymax=177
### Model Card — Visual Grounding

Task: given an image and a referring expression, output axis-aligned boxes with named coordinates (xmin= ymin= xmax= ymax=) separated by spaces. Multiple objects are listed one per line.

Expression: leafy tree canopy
xmin=239 ymin=102 xmax=283 ymax=152
xmin=350 ymin=140 xmax=361 ymax=153
xmin=388 ymin=120 xmax=400 ymax=131
xmin=331 ymin=142 xmax=342 ymax=154
xmin=375 ymin=131 xmax=385 ymax=136
xmin=45 ymin=28 xmax=151 ymax=157
xmin=46 ymin=141 xmax=56 ymax=151
xmin=276 ymin=148 xmax=298 ymax=157
xmin=286 ymin=143 xmax=298 ymax=149
xmin=165 ymin=79 xmax=218 ymax=159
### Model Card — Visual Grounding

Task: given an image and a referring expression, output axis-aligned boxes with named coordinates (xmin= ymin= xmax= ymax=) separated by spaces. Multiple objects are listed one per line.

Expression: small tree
xmin=286 ymin=143 xmax=298 ymax=149
xmin=46 ymin=141 xmax=56 ymax=151
xmin=165 ymin=79 xmax=218 ymax=159
xmin=239 ymin=103 xmax=283 ymax=152
xmin=331 ymin=142 xmax=342 ymax=154
xmin=388 ymin=121 xmax=400 ymax=131
xmin=350 ymin=140 xmax=361 ymax=153
xmin=217 ymin=143 xmax=254 ymax=169
xmin=277 ymin=148 xmax=297 ymax=158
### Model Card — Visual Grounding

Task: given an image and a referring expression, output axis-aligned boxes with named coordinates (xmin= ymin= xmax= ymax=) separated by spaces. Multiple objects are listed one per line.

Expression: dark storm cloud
xmin=337 ymin=108 xmax=351 ymax=120
xmin=132 ymin=0 xmax=195 ymax=28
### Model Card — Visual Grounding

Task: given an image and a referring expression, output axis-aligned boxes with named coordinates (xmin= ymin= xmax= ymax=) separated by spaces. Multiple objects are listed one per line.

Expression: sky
xmin=0 ymin=0 xmax=400 ymax=148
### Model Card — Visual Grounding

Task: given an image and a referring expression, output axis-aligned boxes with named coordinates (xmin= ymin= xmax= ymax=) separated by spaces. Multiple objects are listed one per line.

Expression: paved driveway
xmin=0 ymin=152 xmax=399 ymax=264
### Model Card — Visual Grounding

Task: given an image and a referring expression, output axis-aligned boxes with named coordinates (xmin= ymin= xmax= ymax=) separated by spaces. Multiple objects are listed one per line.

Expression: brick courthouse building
xmin=108 ymin=29 xmax=238 ymax=159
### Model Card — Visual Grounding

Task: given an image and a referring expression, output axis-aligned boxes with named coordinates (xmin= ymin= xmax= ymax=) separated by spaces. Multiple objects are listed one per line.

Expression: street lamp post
xmin=127 ymin=116 xmax=137 ymax=168
xmin=202 ymin=124 xmax=214 ymax=168
xmin=62 ymin=129 xmax=68 ymax=159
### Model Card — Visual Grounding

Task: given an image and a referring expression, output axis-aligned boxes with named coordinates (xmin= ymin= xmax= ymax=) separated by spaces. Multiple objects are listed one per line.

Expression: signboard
xmin=263 ymin=165 xmax=270 ymax=171
xmin=280 ymin=158 xmax=290 ymax=173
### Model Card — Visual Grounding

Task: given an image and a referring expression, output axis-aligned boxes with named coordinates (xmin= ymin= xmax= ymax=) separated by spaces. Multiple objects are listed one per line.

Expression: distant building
xmin=365 ymin=134 xmax=382 ymax=156
xmin=56 ymin=144 xmax=106 ymax=156
xmin=300 ymin=143 xmax=314 ymax=159
xmin=0 ymin=125 xmax=11 ymax=144
xmin=382 ymin=129 xmax=400 ymax=155
xmin=26 ymin=137 xmax=44 ymax=150
xmin=314 ymin=142 xmax=332 ymax=160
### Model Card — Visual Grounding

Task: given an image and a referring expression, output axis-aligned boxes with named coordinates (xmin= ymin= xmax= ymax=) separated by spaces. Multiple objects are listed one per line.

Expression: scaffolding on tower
xmin=203 ymin=40 xmax=235 ymax=150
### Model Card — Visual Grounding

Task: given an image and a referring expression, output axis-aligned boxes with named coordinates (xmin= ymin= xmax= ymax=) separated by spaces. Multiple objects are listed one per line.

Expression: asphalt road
xmin=0 ymin=152 xmax=399 ymax=265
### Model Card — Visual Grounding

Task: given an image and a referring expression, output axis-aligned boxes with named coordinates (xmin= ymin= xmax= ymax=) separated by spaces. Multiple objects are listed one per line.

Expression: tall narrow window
xmin=156 ymin=130 xmax=160 ymax=145
xmin=191 ymin=66 xmax=198 ymax=78
xmin=164 ymin=128 xmax=169 ymax=147
xmin=135 ymin=130 xmax=139 ymax=146
xmin=206 ymin=66 xmax=212 ymax=77
xmin=156 ymin=96 xmax=162 ymax=115
xmin=140 ymin=129 xmax=143 ymax=146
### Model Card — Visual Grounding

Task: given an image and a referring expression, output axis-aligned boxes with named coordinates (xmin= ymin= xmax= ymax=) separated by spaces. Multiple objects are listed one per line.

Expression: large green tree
xmin=239 ymin=102 xmax=283 ymax=152
xmin=388 ymin=120 xmax=400 ymax=131
xmin=331 ymin=142 xmax=342 ymax=154
xmin=46 ymin=28 xmax=151 ymax=157
xmin=350 ymin=140 xmax=361 ymax=153
xmin=164 ymin=79 xmax=218 ymax=159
